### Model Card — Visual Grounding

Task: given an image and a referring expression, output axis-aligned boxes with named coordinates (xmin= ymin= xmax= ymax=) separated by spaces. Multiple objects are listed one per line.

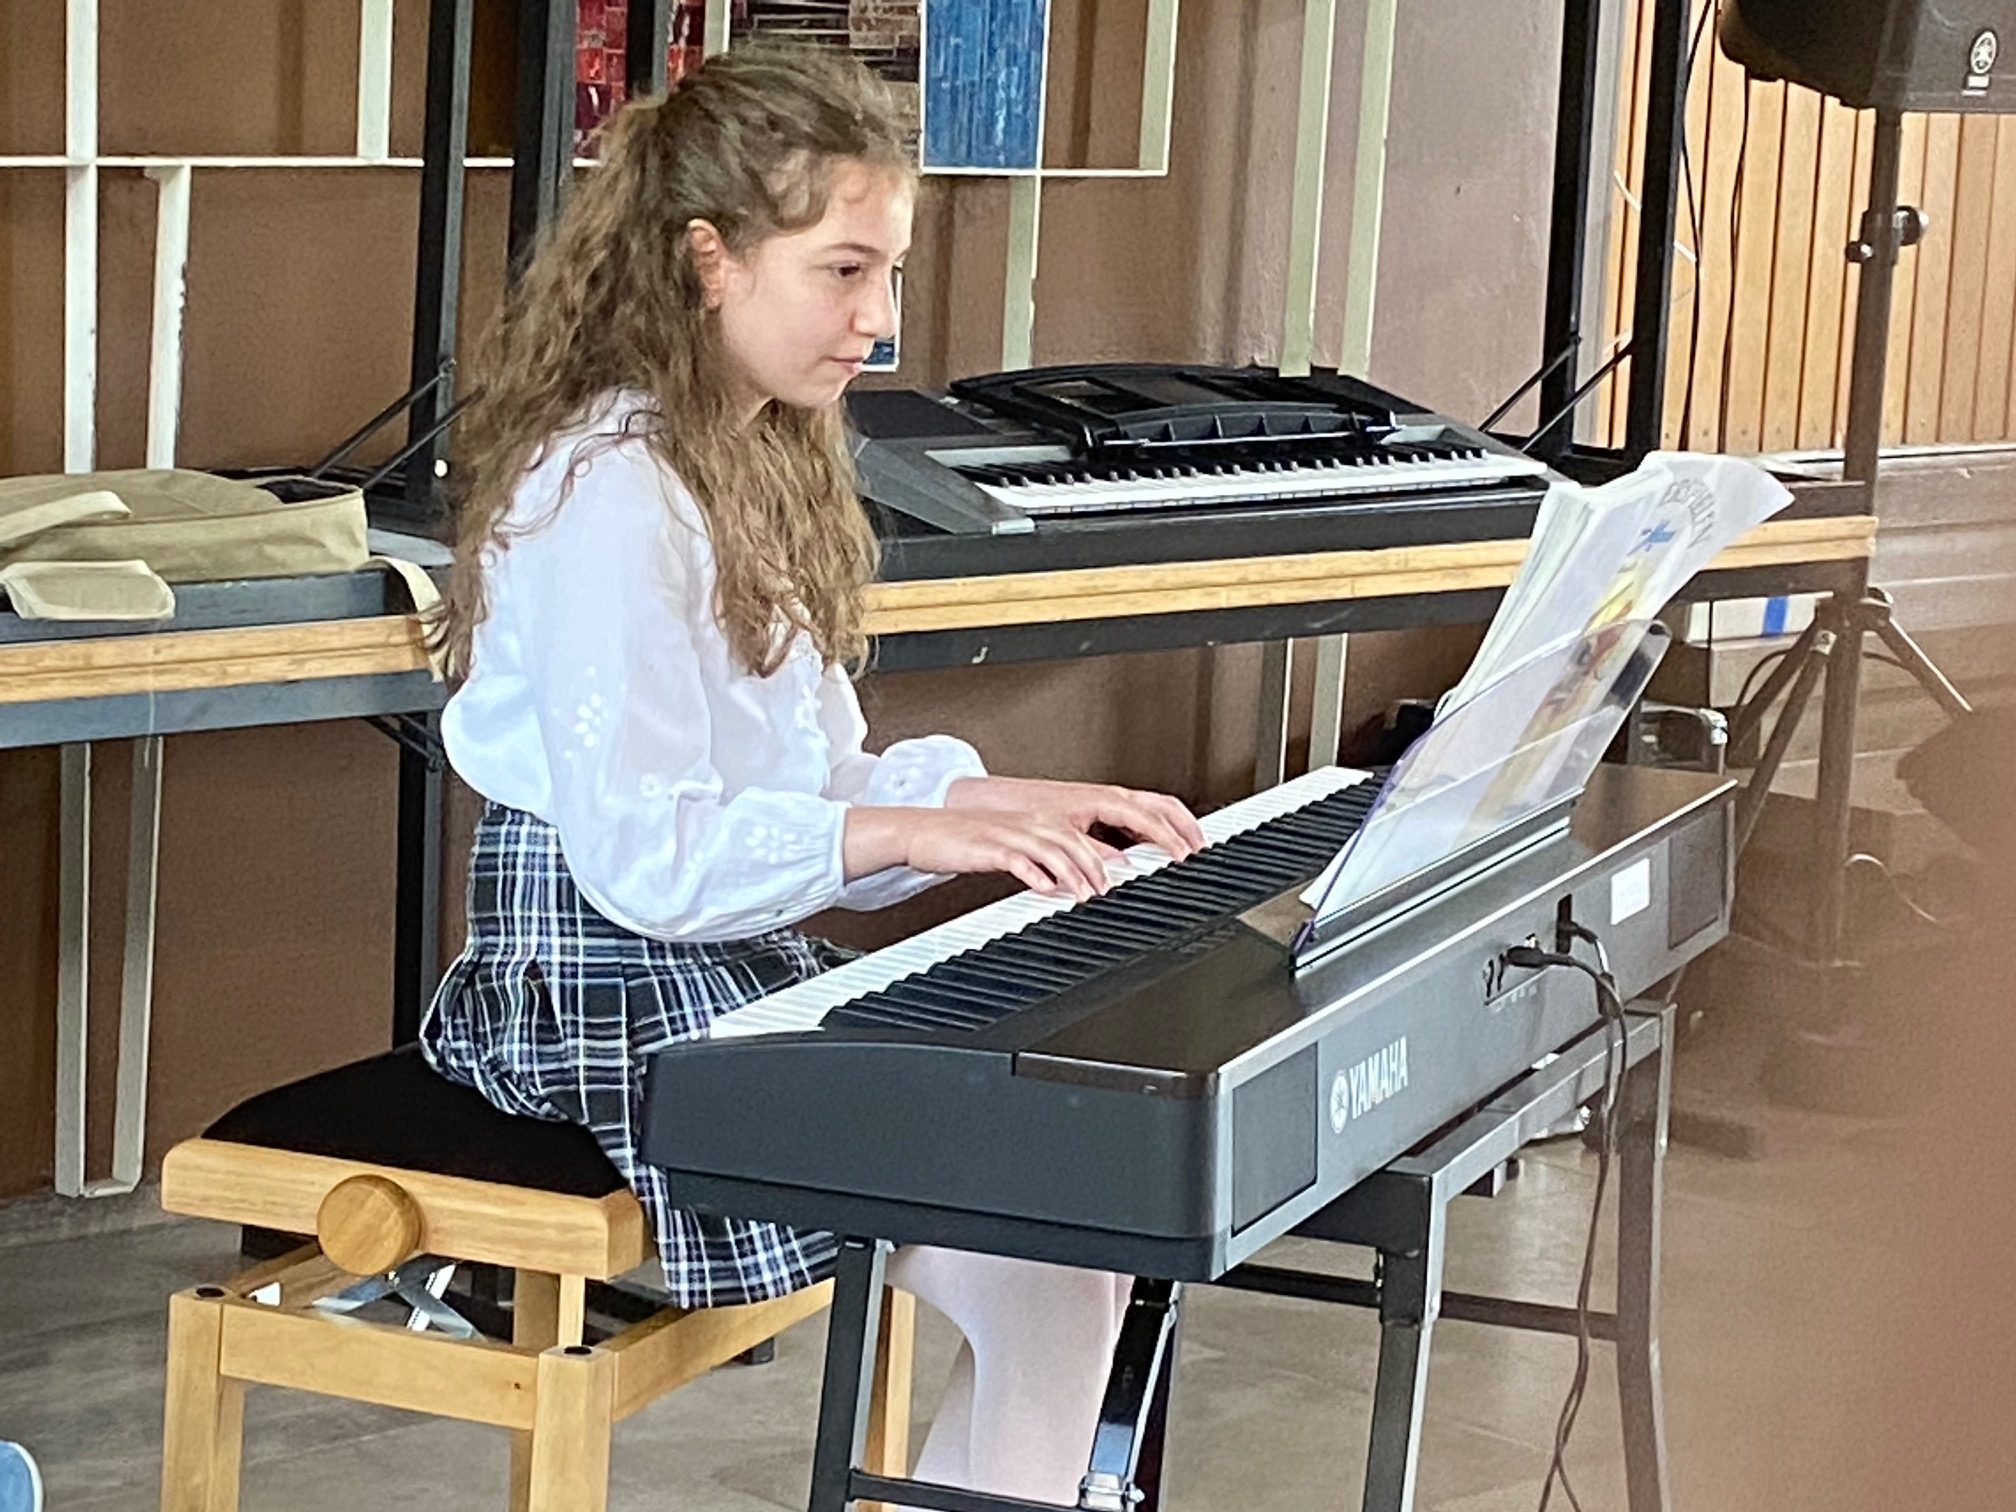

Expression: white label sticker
xmin=1611 ymin=857 xmax=1652 ymax=925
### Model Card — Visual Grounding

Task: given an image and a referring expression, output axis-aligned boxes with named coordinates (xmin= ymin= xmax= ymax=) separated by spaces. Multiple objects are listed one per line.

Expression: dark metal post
xmin=1616 ymin=1011 xmax=1675 ymax=1512
xmin=1360 ymin=1181 xmax=1446 ymax=1512
xmin=1537 ymin=0 xmax=1605 ymax=460
xmin=1810 ymin=109 xmax=1907 ymax=985
xmin=809 ymin=1239 xmax=887 ymax=1512
xmin=1130 ymin=1301 xmax=1181 ymax=1512
xmin=510 ymin=0 xmax=578 ymax=273
xmin=403 ymin=0 xmax=474 ymax=528
xmin=627 ymin=0 xmax=672 ymax=96
xmin=1082 ymin=1278 xmax=1181 ymax=1512
xmin=393 ymin=713 xmax=446 ymax=1044
xmin=1842 ymin=110 xmax=1907 ymax=486
xmin=1623 ymin=0 xmax=1692 ymax=458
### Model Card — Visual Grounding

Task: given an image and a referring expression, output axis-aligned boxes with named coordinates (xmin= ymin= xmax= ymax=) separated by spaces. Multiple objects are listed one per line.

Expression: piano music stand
xmin=802 ymin=1005 xmax=1677 ymax=1512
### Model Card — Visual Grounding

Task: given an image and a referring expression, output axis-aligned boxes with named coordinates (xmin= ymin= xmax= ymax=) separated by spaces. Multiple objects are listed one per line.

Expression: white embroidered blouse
xmin=441 ymin=394 xmax=986 ymax=943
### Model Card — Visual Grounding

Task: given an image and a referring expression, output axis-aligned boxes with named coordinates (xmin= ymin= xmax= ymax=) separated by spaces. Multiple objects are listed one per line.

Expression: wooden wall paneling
xmin=1942 ymin=115 xmax=2002 ymax=440
xmin=1904 ymin=114 xmax=1961 ymax=444
xmin=1796 ymin=97 xmax=1858 ymax=448
xmin=1597 ymin=5 xmax=2016 ymax=454
xmin=1598 ymin=0 xmax=1647 ymax=446
xmin=1721 ymin=80 xmax=1785 ymax=454
xmin=1980 ymin=118 xmax=2016 ymax=441
xmin=1881 ymin=112 xmax=1929 ymax=445
xmin=1761 ymin=84 xmax=1821 ymax=451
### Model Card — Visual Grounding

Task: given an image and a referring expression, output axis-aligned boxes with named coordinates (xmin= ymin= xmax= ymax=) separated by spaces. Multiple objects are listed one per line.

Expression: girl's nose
xmin=857 ymin=274 xmax=898 ymax=339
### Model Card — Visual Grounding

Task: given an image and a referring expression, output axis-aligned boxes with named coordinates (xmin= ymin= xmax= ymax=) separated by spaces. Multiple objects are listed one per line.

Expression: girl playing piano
xmin=422 ymin=43 xmax=1206 ymax=1502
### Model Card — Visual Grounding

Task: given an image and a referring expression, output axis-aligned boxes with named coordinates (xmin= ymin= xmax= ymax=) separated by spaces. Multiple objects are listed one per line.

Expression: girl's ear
xmin=686 ymin=219 xmax=729 ymax=309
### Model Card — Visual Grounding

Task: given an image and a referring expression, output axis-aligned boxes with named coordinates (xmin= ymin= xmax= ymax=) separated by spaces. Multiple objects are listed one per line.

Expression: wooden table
xmin=0 ymin=509 xmax=1875 ymax=1197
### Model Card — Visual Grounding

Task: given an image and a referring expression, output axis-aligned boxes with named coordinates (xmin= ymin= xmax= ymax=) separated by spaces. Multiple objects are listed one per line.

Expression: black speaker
xmin=1722 ymin=0 xmax=2015 ymax=113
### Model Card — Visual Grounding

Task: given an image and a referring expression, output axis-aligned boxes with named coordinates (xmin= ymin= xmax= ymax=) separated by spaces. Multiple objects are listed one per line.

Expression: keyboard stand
xmin=1221 ymin=1002 xmax=1675 ymax=1512
xmin=804 ymin=1004 xmax=1673 ymax=1512
xmin=811 ymin=1261 xmax=1185 ymax=1512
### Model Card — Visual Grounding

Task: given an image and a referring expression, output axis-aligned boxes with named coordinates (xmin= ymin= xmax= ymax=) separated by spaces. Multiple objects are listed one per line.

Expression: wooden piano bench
xmin=156 ymin=1048 xmax=914 ymax=1512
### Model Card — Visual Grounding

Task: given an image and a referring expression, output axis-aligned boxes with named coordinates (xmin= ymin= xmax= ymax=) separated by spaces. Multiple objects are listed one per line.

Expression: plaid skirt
xmin=420 ymin=802 xmax=843 ymax=1308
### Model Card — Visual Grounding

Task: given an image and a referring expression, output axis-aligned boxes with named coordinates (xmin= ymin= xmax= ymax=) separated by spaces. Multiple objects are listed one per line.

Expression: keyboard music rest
xmin=644 ymin=767 xmax=1735 ymax=1281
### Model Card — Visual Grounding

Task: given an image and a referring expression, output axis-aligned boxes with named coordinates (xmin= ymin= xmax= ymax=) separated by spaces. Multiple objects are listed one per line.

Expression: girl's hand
xmin=843 ymin=806 xmax=1118 ymax=901
xmin=944 ymin=776 xmax=1207 ymax=861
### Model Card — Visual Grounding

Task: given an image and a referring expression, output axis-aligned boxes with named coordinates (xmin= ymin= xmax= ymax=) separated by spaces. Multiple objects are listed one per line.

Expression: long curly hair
xmin=436 ymin=44 xmax=911 ymax=681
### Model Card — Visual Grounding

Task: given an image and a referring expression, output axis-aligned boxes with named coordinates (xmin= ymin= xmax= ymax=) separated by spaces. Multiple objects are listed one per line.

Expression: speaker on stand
xmin=1705 ymin=1 xmax=2008 ymax=1109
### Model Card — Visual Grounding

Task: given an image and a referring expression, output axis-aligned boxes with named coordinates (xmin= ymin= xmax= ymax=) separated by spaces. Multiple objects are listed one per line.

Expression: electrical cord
xmin=1504 ymin=929 xmax=1628 ymax=1512
xmin=1729 ymin=643 xmax=1912 ymax=731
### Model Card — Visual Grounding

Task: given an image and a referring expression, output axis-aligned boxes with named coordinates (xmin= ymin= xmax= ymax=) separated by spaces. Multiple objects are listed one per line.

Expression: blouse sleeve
xmin=513 ymin=442 xmax=851 ymax=941
xmin=818 ymin=662 xmax=987 ymax=911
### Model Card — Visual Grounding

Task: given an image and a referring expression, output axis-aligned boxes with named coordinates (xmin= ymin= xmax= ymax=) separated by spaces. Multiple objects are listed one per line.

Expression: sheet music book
xmin=1301 ymin=452 xmax=1792 ymax=924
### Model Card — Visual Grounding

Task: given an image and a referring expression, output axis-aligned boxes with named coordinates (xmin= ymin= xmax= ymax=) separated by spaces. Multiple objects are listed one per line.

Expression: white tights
xmin=884 ymin=1247 xmax=1134 ymax=1504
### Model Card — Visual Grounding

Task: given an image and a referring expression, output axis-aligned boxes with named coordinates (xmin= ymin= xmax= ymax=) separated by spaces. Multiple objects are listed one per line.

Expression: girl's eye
xmin=834 ymin=264 xmax=865 ymax=279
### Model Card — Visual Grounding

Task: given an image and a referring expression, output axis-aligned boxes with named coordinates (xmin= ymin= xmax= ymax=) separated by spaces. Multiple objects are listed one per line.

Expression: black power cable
xmin=1505 ymin=930 xmax=1629 ymax=1512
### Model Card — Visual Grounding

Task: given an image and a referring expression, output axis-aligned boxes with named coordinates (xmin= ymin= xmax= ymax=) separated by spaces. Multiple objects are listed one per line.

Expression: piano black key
xmin=988 ymin=935 xmax=1112 ymax=974
xmin=1088 ymin=889 xmax=1221 ymax=927
xmin=930 ymin=956 xmax=1077 ymax=996
xmin=1031 ymin=911 xmax=1166 ymax=952
xmin=1203 ymin=836 xmax=1304 ymax=874
xmin=1282 ymin=801 xmax=1372 ymax=835
xmin=877 ymin=974 xmax=1025 ymax=1013
xmin=1231 ymin=833 xmax=1336 ymax=867
xmin=1125 ymin=872 xmax=1251 ymax=910
xmin=900 ymin=973 xmax=1044 ymax=1013
xmin=1176 ymin=852 xmax=1287 ymax=893
xmin=1278 ymin=812 xmax=1359 ymax=843
xmin=832 ymin=993 xmax=986 ymax=1033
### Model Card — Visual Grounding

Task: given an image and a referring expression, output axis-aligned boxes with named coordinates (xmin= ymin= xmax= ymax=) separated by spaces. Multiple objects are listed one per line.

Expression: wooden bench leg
xmin=510 ymin=1272 xmax=586 ymax=1512
xmin=161 ymin=1289 xmax=246 ymax=1512
xmin=525 ymin=1345 xmax=616 ymax=1512
xmin=860 ymin=1287 xmax=917 ymax=1512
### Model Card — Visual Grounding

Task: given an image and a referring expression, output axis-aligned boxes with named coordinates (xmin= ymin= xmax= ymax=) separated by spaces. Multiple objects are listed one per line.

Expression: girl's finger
xmin=1022 ymin=836 xmax=1091 ymax=900
xmin=1157 ymin=794 xmax=1209 ymax=852
xmin=1057 ymin=826 xmax=1113 ymax=894
xmin=1102 ymin=795 xmax=1190 ymax=859
xmin=1006 ymin=857 xmax=1058 ymax=896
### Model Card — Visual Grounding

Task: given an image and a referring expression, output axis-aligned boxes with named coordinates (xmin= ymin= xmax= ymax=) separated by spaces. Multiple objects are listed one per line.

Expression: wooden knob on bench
xmin=317 ymin=1174 xmax=423 ymax=1275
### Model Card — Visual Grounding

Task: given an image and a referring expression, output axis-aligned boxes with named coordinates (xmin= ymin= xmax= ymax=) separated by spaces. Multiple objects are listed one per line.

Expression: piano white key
xmin=711 ymin=766 xmax=1373 ymax=1038
xmin=972 ymin=453 xmax=1547 ymax=516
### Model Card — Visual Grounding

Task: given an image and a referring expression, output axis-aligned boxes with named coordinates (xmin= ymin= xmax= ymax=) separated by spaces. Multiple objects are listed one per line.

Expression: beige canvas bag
xmin=0 ymin=470 xmax=440 ymax=673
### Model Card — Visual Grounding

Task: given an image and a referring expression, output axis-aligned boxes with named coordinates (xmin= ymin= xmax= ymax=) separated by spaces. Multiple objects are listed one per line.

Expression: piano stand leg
xmin=1079 ymin=1278 xmax=1182 ymax=1512
xmin=1360 ymin=1215 xmax=1448 ymax=1512
xmin=809 ymin=1238 xmax=889 ymax=1512
xmin=1615 ymin=1033 xmax=1674 ymax=1512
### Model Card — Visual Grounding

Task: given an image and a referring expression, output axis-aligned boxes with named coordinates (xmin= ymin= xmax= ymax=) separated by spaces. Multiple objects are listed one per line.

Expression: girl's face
xmin=697 ymin=159 xmax=912 ymax=420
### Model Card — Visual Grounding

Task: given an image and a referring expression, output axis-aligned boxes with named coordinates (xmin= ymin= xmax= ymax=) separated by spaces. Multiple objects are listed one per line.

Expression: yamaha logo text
xmin=1329 ymin=1037 xmax=1410 ymax=1134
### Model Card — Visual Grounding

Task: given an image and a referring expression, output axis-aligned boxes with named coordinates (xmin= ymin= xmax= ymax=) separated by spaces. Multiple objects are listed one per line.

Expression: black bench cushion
xmin=204 ymin=1047 xmax=625 ymax=1199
